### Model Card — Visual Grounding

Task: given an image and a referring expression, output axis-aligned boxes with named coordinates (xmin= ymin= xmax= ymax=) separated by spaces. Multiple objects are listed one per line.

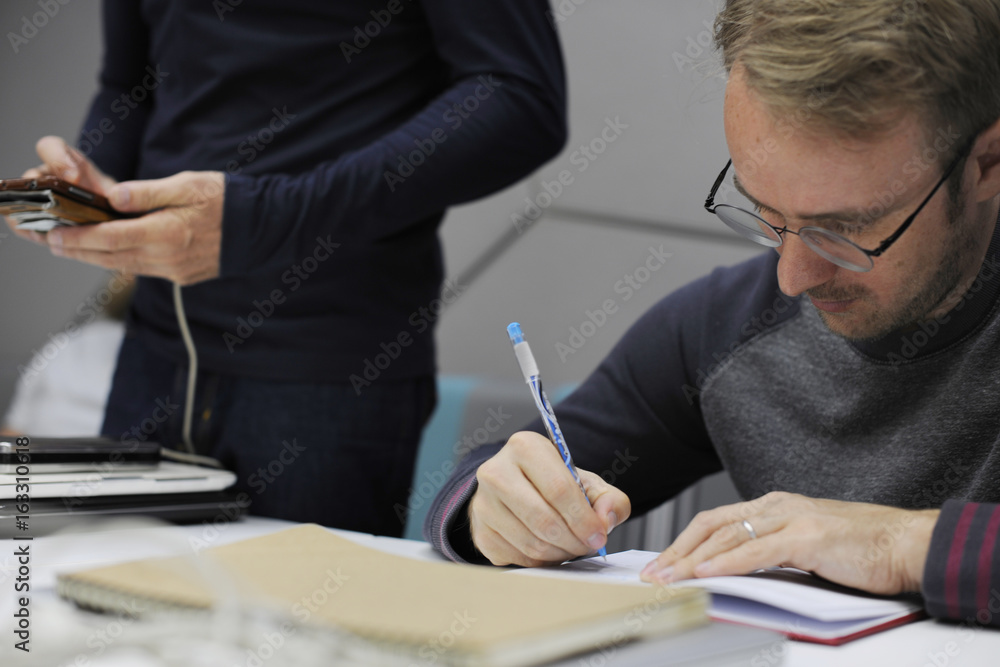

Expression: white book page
xmin=514 ymin=550 xmax=920 ymax=623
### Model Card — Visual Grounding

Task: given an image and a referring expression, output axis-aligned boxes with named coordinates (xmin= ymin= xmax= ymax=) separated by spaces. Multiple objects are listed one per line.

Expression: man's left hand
xmin=640 ymin=491 xmax=940 ymax=595
xmin=42 ymin=170 xmax=225 ymax=286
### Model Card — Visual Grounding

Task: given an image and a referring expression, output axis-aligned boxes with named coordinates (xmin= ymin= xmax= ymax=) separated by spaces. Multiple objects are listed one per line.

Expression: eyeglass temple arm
xmin=870 ymin=139 xmax=973 ymax=257
xmin=705 ymin=160 xmax=732 ymax=210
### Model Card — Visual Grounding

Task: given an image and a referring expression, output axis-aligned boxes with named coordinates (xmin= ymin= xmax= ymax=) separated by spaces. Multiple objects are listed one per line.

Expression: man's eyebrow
xmin=731 ymin=173 xmax=892 ymax=226
xmin=732 ymin=174 xmax=782 ymax=218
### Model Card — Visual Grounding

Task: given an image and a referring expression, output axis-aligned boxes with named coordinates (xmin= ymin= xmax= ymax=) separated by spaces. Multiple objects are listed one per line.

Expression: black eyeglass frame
xmin=703 ymin=138 xmax=973 ymax=272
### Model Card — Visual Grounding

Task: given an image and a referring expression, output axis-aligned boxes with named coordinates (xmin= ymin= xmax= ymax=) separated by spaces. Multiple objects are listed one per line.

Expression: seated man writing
xmin=425 ymin=0 xmax=1000 ymax=627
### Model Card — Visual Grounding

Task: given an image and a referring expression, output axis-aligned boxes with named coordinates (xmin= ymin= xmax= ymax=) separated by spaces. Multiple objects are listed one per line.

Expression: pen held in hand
xmin=507 ymin=322 xmax=607 ymax=560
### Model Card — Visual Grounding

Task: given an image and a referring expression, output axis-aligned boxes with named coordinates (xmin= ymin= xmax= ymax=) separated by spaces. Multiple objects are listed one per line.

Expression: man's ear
xmin=970 ymin=116 xmax=1000 ymax=204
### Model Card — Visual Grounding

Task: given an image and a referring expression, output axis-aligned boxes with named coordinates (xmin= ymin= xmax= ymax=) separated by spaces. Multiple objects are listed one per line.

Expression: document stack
xmin=0 ymin=436 xmax=243 ymax=536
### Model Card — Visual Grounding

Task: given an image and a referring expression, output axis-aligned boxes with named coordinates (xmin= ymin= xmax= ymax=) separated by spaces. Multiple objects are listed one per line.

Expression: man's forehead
xmin=723 ymin=68 xmax=940 ymax=165
xmin=723 ymin=79 xmax=942 ymax=198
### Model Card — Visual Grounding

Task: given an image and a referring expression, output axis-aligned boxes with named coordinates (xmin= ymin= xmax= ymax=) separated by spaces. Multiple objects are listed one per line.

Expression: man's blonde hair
xmin=715 ymin=0 xmax=1000 ymax=155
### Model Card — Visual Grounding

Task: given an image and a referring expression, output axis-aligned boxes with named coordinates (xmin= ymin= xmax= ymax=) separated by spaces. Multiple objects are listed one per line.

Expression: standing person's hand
xmin=8 ymin=136 xmax=225 ymax=285
xmin=5 ymin=136 xmax=119 ymax=244
xmin=21 ymin=135 xmax=119 ymax=194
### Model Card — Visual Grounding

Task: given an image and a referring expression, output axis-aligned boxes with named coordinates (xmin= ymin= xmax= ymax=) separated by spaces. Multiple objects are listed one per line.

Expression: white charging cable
xmin=171 ymin=282 xmax=198 ymax=455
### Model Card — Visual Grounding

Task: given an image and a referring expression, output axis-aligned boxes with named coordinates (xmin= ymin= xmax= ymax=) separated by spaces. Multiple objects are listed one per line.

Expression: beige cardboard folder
xmin=57 ymin=524 xmax=708 ymax=666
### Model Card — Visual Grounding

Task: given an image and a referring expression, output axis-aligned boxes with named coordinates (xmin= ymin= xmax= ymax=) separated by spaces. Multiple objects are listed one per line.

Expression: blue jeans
xmin=101 ymin=330 xmax=436 ymax=537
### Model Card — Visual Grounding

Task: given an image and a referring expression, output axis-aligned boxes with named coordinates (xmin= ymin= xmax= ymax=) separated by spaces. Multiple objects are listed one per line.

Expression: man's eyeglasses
xmin=703 ymin=140 xmax=971 ymax=272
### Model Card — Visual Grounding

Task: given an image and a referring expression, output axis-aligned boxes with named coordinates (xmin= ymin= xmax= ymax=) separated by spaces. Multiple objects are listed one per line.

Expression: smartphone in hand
xmin=0 ymin=176 xmax=118 ymax=232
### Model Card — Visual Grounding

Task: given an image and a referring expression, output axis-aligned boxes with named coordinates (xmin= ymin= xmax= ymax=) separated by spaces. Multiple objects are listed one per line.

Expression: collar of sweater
xmin=850 ymin=210 xmax=1000 ymax=364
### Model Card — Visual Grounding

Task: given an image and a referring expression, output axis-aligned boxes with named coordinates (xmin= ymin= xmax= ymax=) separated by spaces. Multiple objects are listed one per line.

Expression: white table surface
xmin=3 ymin=516 xmax=998 ymax=666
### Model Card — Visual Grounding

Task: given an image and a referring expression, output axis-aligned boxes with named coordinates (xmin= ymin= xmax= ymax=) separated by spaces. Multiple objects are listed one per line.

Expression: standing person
xmin=5 ymin=1 xmax=567 ymax=536
xmin=426 ymin=0 xmax=1000 ymax=627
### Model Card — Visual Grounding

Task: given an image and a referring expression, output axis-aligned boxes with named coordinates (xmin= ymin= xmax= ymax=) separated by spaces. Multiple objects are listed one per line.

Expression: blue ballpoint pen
xmin=506 ymin=322 xmax=607 ymax=560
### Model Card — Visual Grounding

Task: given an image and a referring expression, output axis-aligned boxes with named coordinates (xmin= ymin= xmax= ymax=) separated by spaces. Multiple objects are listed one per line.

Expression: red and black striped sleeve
xmin=923 ymin=500 xmax=1000 ymax=626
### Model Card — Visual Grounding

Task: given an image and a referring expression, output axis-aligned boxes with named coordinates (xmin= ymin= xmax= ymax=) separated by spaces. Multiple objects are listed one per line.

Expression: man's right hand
xmin=6 ymin=136 xmax=119 ymax=244
xmin=468 ymin=431 xmax=631 ymax=567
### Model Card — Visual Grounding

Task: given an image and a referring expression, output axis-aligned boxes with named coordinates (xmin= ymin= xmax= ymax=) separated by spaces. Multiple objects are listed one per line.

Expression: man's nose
xmin=775 ymin=232 xmax=839 ymax=297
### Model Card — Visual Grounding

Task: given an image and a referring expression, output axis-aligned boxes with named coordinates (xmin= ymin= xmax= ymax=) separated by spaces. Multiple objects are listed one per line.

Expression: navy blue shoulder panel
xmin=548 ymin=250 xmax=799 ymax=516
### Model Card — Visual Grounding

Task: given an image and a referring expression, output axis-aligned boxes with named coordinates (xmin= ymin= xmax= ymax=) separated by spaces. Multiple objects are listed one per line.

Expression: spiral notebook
xmin=56 ymin=525 xmax=709 ymax=667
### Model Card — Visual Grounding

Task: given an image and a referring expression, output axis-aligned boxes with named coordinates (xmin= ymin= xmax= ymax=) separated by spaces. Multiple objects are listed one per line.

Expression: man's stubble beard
xmin=813 ymin=191 xmax=979 ymax=341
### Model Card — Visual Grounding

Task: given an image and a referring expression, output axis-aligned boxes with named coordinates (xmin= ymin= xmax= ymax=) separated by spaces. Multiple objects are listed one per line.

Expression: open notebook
xmin=57 ymin=525 xmax=709 ymax=667
xmin=518 ymin=549 xmax=925 ymax=645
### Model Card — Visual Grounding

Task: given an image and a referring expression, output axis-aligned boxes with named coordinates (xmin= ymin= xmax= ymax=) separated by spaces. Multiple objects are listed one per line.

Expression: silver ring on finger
xmin=741 ymin=519 xmax=758 ymax=541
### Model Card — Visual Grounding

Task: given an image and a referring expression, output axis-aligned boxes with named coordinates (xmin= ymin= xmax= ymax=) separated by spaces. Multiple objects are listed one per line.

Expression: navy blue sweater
xmin=82 ymin=0 xmax=566 ymax=382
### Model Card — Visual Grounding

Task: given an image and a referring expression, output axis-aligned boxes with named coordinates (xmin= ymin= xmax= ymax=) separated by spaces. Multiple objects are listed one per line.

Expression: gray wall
xmin=0 ymin=1 xmax=110 ymax=414
xmin=0 ymin=1 xmax=748 ymax=510
xmin=437 ymin=0 xmax=757 ymax=385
